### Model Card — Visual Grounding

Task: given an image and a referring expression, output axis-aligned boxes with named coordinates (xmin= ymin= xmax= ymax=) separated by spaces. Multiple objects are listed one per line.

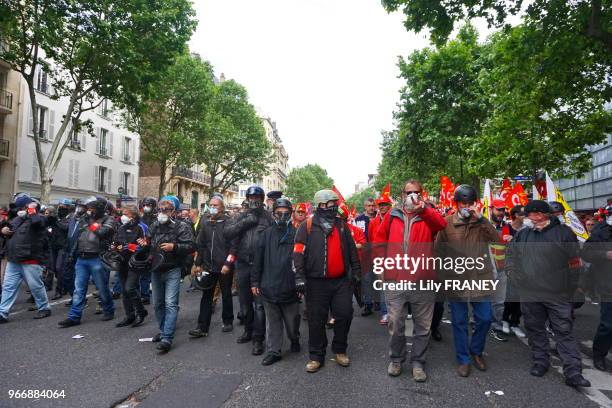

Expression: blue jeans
xmin=151 ymin=267 xmax=181 ymax=343
xmin=449 ymin=300 xmax=492 ymax=364
xmin=68 ymin=257 xmax=114 ymax=321
xmin=112 ymin=270 xmax=122 ymax=294
xmin=140 ymin=271 xmax=151 ymax=300
xmin=0 ymin=262 xmax=50 ymax=318
xmin=380 ymin=290 xmax=388 ymax=315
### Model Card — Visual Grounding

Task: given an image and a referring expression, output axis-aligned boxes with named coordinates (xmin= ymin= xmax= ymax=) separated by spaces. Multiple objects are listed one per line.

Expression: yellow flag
xmin=545 ymin=172 xmax=589 ymax=242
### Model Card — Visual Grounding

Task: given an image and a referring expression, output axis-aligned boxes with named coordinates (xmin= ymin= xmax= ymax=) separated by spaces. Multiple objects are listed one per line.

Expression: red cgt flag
xmin=439 ymin=176 xmax=455 ymax=207
xmin=506 ymin=182 xmax=528 ymax=208
xmin=499 ymin=178 xmax=513 ymax=205
xmin=332 ymin=185 xmax=346 ymax=204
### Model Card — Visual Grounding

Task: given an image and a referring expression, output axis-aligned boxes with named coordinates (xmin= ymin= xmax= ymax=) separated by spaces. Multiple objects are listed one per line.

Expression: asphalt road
xmin=0 ymin=281 xmax=611 ymax=408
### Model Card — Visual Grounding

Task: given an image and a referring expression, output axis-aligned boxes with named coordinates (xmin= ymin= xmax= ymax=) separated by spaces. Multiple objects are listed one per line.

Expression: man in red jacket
xmin=375 ymin=180 xmax=447 ymax=382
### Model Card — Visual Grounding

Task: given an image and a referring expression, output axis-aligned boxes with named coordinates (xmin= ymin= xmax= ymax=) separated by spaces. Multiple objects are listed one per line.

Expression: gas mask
xmin=17 ymin=210 xmax=27 ymax=218
xmin=143 ymin=206 xmax=153 ymax=214
xmin=120 ymin=215 xmax=131 ymax=225
xmin=458 ymin=208 xmax=471 ymax=220
xmin=402 ymin=193 xmax=420 ymax=210
xmin=209 ymin=207 xmax=218 ymax=216
xmin=75 ymin=206 xmax=85 ymax=216
xmin=275 ymin=212 xmax=291 ymax=226
xmin=523 ymin=218 xmax=534 ymax=229
xmin=317 ymin=206 xmax=338 ymax=221
xmin=248 ymin=199 xmax=263 ymax=210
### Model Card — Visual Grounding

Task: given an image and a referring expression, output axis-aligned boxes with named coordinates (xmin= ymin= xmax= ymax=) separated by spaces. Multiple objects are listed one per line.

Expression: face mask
xmin=143 ymin=206 xmax=152 ymax=214
xmin=317 ymin=206 xmax=338 ymax=220
xmin=120 ymin=215 xmax=131 ymax=225
xmin=86 ymin=210 xmax=94 ymax=217
xmin=248 ymin=199 xmax=263 ymax=209
xmin=157 ymin=213 xmax=169 ymax=224
xmin=209 ymin=207 xmax=218 ymax=215
xmin=458 ymin=208 xmax=471 ymax=220
xmin=403 ymin=193 xmax=419 ymax=210
xmin=523 ymin=218 xmax=534 ymax=229
xmin=58 ymin=208 xmax=70 ymax=218
xmin=17 ymin=210 xmax=27 ymax=218
xmin=75 ymin=207 xmax=85 ymax=215
xmin=606 ymin=217 xmax=612 ymax=226
xmin=275 ymin=212 xmax=291 ymax=225
xmin=557 ymin=215 xmax=565 ymax=223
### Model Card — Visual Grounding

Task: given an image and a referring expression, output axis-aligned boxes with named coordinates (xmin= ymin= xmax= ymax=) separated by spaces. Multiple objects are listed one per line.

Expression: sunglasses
xmin=159 ymin=207 xmax=173 ymax=213
xmin=403 ymin=191 xmax=421 ymax=195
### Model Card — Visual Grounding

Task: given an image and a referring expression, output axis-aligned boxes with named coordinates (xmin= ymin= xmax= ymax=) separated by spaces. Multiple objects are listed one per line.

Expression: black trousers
xmin=521 ymin=302 xmax=582 ymax=377
xmin=431 ymin=301 xmax=445 ymax=331
xmin=236 ymin=260 xmax=265 ymax=341
xmin=119 ymin=265 xmax=145 ymax=318
xmin=306 ymin=277 xmax=353 ymax=363
xmin=503 ymin=302 xmax=522 ymax=326
xmin=197 ymin=270 xmax=234 ymax=331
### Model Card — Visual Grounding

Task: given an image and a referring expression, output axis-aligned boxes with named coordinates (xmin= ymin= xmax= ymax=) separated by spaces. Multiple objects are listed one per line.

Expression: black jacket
xmin=76 ymin=215 xmax=116 ymax=256
xmin=293 ymin=215 xmax=361 ymax=284
xmin=113 ymin=220 xmax=148 ymax=264
xmin=5 ymin=215 xmax=47 ymax=263
xmin=194 ymin=214 xmax=235 ymax=273
xmin=506 ymin=217 xmax=581 ymax=300
xmin=148 ymin=218 xmax=195 ymax=270
xmin=581 ymin=222 xmax=612 ymax=298
xmin=252 ymin=223 xmax=299 ymax=303
xmin=46 ymin=215 xmax=69 ymax=252
xmin=224 ymin=209 xmax=273 ymax=264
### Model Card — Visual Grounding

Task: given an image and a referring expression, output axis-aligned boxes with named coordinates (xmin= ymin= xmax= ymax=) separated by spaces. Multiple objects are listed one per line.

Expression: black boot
xmin=565 ymin=374 xmax=591 ymax=387
xmin=131 ymin=310 xmax=148 ymax=327
xmin=237 ymin=332 xmax=252 ymax=344
xmin=58 ymin=318 xmax=80 ymax=328
xmin=262 ymin=354 xmax=282 ymax=366
xmin=116 ymin=316 xmax=136 ymax=327
xmin=252 ymin=340 xmax=264 ymax=356
xmin=188 ymin=327 xmax=208 ymax=338
xmin=593 ymin=355 xmax=607 ymax=371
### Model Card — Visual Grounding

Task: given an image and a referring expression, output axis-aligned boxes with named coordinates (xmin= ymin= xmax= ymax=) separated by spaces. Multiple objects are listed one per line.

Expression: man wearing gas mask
xmin=139 ymin=196 xmax=158 ymax=305
xmin=251 ymin=198 xmax=301 ymax=366
xmin=224 ymin=186 xmax=273 ymax=356
xmin=47 ymin=199 xmax=74 ymax=300
xmin=63 ymin=199 xmax=87 ymax=305
xmin=59 ymin=196 xmax=116 ymax=327
xmin=293 ymin=189 xmax=361 ymax=373
xmin=0 ymin=194 xmax=51 ymax=323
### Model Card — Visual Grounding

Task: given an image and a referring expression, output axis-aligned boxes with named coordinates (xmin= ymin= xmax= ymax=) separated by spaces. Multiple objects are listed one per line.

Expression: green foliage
xmin=346 ymin=186 xmax=377 ymax=213
xmin=285 ymin=164 xmax=334 ymax=203
xmin=195 ymin=80 xmax=271 ymax=197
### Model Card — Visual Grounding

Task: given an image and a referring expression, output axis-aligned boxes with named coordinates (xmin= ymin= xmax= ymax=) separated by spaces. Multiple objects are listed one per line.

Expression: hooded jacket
xmin=252 ymin=222 xmax=299 ymax=303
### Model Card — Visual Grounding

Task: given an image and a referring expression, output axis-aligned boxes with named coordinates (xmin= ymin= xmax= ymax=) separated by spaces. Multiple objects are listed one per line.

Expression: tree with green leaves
xmin=346 ymin=186 xmax=377 ymax=213
xmin=285 ymin=164 xmax=334 ymax=203
xmin=382 ymin=0 xmax=611 ymax=53
xmin=0 ymin=0 xmax=196 ymax=202
xmin=194 ymin=80 xmax=271 ymax=198
xmin=378 ymin=25 xmax=489 ymax=193
xmin=124 ymin=53 xmax=215 ymax=198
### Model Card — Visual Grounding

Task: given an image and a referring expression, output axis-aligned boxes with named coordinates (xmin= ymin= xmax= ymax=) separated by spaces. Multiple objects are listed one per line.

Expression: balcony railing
xmin=123 ymin=154 xmax=131 ymax=163
xmin=0 ymin=88 xmax=12 ymax=112
xmin=0 ymin=139 xmax=9 ymax=159
xmin=171 ymin=166 xmax=211 ymax=185
xmin=99 ymin=146 xmax=108 ymax=156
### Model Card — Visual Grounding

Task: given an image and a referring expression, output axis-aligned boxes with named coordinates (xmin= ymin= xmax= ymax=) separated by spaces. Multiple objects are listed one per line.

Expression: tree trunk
xmin=158 ymin=162 xmax=167 ymax=198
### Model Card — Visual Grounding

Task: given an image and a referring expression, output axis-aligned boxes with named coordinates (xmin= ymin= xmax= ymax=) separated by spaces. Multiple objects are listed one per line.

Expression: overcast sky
xmin=190 ymin=1 xmax=480 ymax=196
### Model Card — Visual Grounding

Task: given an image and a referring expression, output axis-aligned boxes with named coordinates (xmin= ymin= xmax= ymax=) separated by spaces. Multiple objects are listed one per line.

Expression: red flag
xmin=376 ymin=182 xmax=393 ymax=205
xmin=499 ymin=178 xmax=513 ymax=204
xmin=439 ymin=176 xmax=455 ymax=207
xmin=506 ymin=182 xmax=528 ymax=208
xmin=332 ymin=185 xmax=346 ymax=204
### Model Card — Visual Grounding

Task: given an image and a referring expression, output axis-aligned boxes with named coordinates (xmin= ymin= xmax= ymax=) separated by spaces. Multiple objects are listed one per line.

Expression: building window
xmin=35 ymin=67 xmax=48 ymax=94
xmin=97 ymin=166 xmax=107 ymax=192
xmin=29 ymin=105 xmax=51 ymax=140
xmin=99 ymin=99 xmax=110 ymax=117
xmin=122 ymin=137 xmax=132 ymax=162
xmin=96 ymin=128 xmax=112 ymax=157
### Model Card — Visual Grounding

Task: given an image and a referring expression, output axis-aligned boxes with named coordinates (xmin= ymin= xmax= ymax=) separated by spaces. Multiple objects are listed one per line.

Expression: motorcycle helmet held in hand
xmin=128 ymin=250 xmax=151 ymax=273
xmin=101 ymin=251 xmax=125 ymax=271
xmin=192 ymin=270 xmax=215 ymax=291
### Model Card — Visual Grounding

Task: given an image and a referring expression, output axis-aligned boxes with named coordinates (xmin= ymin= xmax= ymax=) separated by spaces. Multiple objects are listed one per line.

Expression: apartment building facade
xmin=0 ymin=42 xmax=20 ymax=206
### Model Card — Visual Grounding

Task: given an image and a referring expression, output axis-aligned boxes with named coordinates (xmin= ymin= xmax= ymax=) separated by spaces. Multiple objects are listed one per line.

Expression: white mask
xmin=557 ymin=215 xmax=565 ymax=223
xmin=120 ymin=215 xmax=131 ymax=225
xmin=143 ymin=206 xmax=152 ymax=214
xmin=458 ymin=208 xmax=471 ymax=219
xmin=403 ymin=193 xmax=419 ymax=210
xmin=17 ymin=210 xmax=27 ymax=218
xmin=209 ymin=207 xmax=218 ymax=215
xmin=157 ymin=213 xmax=169 ymax=224
xmin=606 ymin=217 xmax=612 ymax=226
xmin=523 ymin=218 xmax=534 ymax=229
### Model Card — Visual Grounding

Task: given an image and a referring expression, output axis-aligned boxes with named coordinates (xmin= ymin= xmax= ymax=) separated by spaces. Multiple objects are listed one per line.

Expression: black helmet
xmin=549 ymin=201 xmax=564 ymax=214
xmin=84 ymin=196 xmax=108 ymax=217
xmin=101 ymin=251 xmax=125 ymax=271
xmin=192 ymin=270 xmax=216 ymax=291
xmin=453 ymin=184 xmax=477 ymax=204
xmin=273 ymin=198 xmax=292 ymax=212
xmin=141 ymin=196 xmax=157 ymax=209
xmin=128 ymin=251 xmax=151 ymax=273
xmin=246 ymin=186 xmax=265 ymax=198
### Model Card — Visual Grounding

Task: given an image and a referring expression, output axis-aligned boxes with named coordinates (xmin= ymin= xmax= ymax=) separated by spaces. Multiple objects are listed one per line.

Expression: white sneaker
xmin=502 ymin=321 xmax=510 ymax=334
xmin=406 ymin=314 xmax=412 ymax=320
xmin=511 ymin=326 xmax=526 ymax=338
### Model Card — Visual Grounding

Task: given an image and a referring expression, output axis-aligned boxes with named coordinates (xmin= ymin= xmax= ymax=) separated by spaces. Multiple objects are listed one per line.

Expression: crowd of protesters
xmin=0 ymin=186 xmax=610 ymax=389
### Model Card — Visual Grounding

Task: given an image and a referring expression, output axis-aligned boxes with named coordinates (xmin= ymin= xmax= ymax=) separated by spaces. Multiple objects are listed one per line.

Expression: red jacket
xmin=374 ymin=207 xmax=447 ymax=282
